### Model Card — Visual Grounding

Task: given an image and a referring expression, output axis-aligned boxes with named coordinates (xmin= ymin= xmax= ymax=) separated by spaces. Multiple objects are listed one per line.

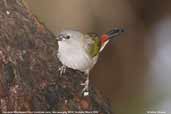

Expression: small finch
xmin=56 ymin=28 xmax=124 ymax=96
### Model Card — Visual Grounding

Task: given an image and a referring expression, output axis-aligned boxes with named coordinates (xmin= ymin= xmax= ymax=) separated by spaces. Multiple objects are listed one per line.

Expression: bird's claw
xmin=58 ymin=65 xmax=66 ymax=77
xmin=80 ymin=80 xmax=89 ymax=96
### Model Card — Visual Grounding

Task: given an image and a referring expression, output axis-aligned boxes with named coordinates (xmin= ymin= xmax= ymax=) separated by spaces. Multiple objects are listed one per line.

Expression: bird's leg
xmin=3 ymin=0 xmax=10 ymax=15
xmin=3 ymin=0 xmax=8 ymax=8
xmin=58 ymin=65 xmax=66 ymax=77
xmin=80 ymin=72 xmax=89 ymax=96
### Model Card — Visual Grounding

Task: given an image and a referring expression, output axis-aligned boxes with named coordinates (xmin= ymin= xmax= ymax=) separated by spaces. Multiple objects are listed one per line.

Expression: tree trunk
xmin=0 ymin=0 xmax=113 ymax=113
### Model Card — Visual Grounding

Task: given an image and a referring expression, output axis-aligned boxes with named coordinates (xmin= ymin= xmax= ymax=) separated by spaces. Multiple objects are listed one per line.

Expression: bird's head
xmin=56 ymin=30 xmax=83 ymax=43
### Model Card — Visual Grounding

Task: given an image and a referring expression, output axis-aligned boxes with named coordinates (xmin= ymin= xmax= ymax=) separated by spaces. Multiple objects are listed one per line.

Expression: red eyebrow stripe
xmin=101 ymin=34 xmax=109 ymax=45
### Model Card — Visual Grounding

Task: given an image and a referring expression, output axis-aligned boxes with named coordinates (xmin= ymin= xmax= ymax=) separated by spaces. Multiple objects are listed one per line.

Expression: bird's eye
xmin=66 ymin=35 xmax=70 ymax=39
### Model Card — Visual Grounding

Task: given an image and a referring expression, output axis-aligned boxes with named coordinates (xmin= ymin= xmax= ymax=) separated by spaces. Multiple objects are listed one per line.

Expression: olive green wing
xmin=84 ymin=33 xmax=101 ymax=58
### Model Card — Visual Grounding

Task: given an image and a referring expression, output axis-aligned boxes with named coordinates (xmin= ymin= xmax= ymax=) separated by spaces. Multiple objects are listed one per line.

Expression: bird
xmin=56 ymin=28 xmax=124 ymax=96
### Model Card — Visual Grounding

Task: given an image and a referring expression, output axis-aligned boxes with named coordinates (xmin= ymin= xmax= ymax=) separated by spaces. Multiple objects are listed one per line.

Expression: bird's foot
xmin=3 ymin=0 xmax=11 ymax=15
xmin=80 ymin=79 xmax=89 ymax=96
xmin=58 ymin=65 xmax=66 ymax=77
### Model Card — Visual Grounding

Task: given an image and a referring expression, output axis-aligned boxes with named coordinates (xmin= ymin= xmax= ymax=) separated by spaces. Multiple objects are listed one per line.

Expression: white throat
xmin=57 ymin=40 xmax=97 ymax=72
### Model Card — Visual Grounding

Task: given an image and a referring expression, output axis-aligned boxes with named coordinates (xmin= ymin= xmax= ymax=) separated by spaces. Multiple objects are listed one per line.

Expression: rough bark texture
xmin=0 ymin=0 xmax=113 ymax=113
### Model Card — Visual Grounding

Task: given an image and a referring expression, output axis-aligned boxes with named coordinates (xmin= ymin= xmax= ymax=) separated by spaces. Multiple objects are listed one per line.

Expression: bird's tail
xmin=99 ymin=28 xmax=124 ymax=52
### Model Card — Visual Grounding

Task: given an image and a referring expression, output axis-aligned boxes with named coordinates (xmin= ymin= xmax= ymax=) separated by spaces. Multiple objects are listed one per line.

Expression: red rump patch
xmin=101 ymin=34 xmax=109 ymax=45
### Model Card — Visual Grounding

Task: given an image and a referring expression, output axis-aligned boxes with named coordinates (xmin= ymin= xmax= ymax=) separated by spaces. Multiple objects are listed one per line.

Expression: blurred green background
xmin=25 ymin=0 xmax=171 ymax=114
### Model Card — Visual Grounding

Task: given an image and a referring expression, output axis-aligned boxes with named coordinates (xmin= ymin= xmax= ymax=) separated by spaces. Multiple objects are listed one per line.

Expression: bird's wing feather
xmin=84 ymin=33 xmax=100 ymax=58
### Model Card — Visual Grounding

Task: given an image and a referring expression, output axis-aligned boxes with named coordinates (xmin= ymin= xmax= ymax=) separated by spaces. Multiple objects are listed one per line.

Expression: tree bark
xmin=0 ymin=0 xmax=113 ymax=113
